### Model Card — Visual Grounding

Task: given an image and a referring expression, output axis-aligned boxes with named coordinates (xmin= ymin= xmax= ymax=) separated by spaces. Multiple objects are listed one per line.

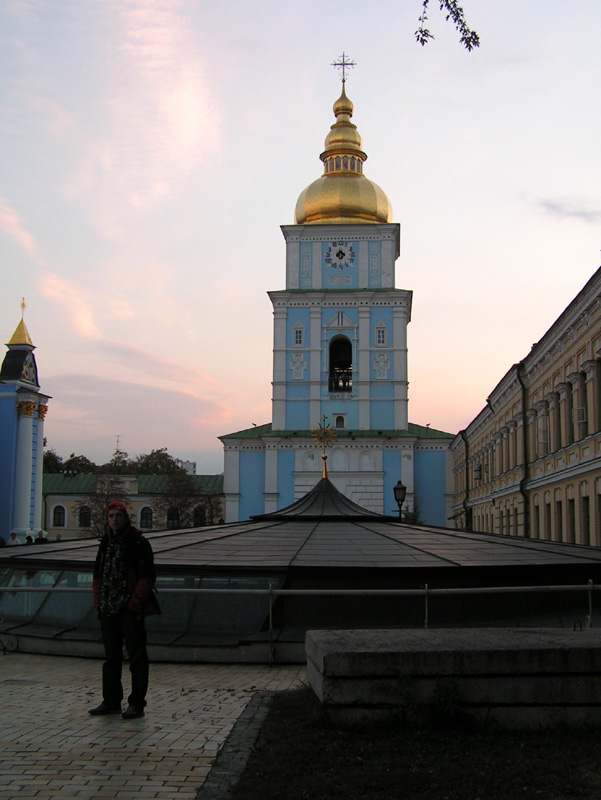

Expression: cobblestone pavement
xmin=0 ymin=653 xmax=305 ymax=800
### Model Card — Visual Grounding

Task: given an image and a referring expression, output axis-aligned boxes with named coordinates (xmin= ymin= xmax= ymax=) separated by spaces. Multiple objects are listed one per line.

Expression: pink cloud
xmin=70 ymin=0 xmax=221 ymax=222
xmin=0 ymin=196 xmax=45 ymax=266
xmin=38 ymin=273 xmax=101 ymax=340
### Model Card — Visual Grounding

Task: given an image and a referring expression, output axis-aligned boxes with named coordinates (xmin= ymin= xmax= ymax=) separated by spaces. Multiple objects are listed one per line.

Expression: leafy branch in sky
xmin=416 ymin=0 xmax=480 ymax=51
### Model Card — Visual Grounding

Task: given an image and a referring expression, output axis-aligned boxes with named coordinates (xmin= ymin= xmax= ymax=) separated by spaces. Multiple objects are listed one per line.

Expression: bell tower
xmin=221 ymin=60 xmax=453 ymax=524
xmin=271 ymin=69 xmax=410 ymax=434
xmin=0 ymin=303 xmax=50 ymax=540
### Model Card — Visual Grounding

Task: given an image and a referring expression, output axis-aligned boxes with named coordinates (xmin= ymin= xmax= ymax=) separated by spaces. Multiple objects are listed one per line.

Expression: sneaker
xmin=122 ymin=704 xmax=145 ymax=719
xmin=89 ymin=702 xmax=122 ymax=716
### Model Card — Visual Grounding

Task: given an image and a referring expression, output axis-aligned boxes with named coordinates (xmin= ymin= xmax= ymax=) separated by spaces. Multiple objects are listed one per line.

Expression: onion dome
xmin=294 ymin=86 xmax=392 ymax=225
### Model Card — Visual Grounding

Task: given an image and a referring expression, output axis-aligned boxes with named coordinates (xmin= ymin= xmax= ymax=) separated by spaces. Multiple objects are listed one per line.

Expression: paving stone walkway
xmin=0 ymin=653 xmax=304 ymax=800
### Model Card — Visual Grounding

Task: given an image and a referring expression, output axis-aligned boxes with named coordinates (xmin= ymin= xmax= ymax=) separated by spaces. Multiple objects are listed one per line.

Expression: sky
xmin=1 ymin=0 xmax=600 ymax=473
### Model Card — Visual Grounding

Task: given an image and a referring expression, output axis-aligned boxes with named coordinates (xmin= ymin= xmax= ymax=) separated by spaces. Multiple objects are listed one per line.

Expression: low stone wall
xmin=306 ymin=628 xmax=601 ymax=728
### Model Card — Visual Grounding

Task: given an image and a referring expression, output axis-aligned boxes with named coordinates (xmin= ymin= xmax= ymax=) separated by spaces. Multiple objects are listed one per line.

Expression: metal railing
xmin=1 ymin=580 xmax=598 ymax=663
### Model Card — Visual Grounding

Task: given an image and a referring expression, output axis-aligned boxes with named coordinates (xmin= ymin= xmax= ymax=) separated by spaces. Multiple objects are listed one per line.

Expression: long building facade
xmin=452 ymin=266 xmax=601 ymax=544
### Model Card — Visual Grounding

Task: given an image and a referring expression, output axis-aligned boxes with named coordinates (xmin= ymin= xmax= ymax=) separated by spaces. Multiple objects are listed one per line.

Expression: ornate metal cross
xmin=331 ymin=52 xmax=356 ymax=84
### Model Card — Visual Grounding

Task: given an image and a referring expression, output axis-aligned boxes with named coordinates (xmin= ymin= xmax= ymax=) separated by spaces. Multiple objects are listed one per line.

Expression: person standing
xmin=89 ymin=501 xmax=159 ymax=719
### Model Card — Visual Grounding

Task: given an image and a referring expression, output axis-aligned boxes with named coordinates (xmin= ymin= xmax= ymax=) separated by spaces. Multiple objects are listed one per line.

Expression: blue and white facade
xmin=0 ymin=319 xmax=50 ymax=542
xmin=220 ymin=84 xmax=453 ymax=524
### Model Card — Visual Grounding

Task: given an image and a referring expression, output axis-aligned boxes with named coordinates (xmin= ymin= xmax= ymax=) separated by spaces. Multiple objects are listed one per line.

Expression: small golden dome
xmin=295 ymin=86 xmax=392 ymax=225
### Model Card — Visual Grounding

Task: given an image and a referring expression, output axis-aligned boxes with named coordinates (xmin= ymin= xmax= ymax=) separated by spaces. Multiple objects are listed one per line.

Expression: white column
xmin=33 ymin=404 xmax=48 ymax=532
xmin=12 ymin=400 xmax=36 ymax=534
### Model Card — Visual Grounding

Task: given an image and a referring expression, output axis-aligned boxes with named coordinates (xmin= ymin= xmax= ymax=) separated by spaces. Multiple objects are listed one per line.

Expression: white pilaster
xmin=264 ymin=441 xmax=280 ymax=513
xmin=33 ymin=404 xmax=48 ymax=532
xmin=271 ymin=304 xmax=288 ymax=430
xmin=12 ymin=400 xmax=36 ymax=534
xmin=309 ymin=306 xmax=322 ymax=428
xmin=223 ymin=447 xmax=240 ymax=522
xmin=358 ymin=306 xmax=371 ymax=429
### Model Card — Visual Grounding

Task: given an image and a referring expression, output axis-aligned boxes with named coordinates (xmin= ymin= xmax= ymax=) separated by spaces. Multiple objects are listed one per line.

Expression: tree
xmin=416 ymin=1 xmax=479 ymax=51
xmin=75 ymin=476 xmax=131 ymax=539
xmin=402 ymin=498 xmax=424 ymax=525
xmin=43 ymin=448 xmax=64 ymax=473
xmin=100 ymin=448 xmax=136 ymax=475
xmin=63 ymin=453 xmax=97 ymax=473
xmin=155 ymin=473 xmax=206 ymax=529
xmin=135 ymin=448 xmax=185 ymax=475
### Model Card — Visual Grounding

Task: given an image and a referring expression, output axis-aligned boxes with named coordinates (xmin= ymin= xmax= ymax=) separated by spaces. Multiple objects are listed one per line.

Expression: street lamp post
xmin=393 ymin=480 xmax=407 ymax=519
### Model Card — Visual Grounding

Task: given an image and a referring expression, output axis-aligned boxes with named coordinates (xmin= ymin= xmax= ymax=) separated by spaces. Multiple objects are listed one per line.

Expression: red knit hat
xmin=106 ymin=501 xmax=130 ymax=520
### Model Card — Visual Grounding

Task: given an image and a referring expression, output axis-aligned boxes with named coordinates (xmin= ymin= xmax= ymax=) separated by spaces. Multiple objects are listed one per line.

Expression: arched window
xmin=342 ymin=156 xmax=348 ymax=170
xmin=79 ymin=506 xmax=91 ymax=528
xmin=329 ymin=335 xmax=352 ymax=392
xmin=193 ymin=506 xmax=206 ymax=527
xmin=53 ymin=506 xmax=66 ymax=527
xmin=167 ymin=507 xmax=180 ymax=529
xmin=335 ymin=156 xmax=341 ymax=170
xmin=140 ymin=507 xmax=153 ymax=528
xmin=335 ymin=415 xmax=345 ymax=429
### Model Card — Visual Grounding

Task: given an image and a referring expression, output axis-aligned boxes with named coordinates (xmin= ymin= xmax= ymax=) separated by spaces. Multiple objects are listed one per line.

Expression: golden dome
xmin=294 ymin=85 xmax=392 ymax=225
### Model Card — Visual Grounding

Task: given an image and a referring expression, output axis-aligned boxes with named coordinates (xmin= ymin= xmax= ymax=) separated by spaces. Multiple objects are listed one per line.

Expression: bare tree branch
xmin=416 ymin=0 xmax=480 ymax=51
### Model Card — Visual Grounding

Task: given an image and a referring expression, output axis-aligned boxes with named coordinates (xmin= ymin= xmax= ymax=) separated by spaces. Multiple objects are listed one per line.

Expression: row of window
xmin=323 ymin=155 xmax=363 ymax=174
xmin=470 ymin=495 xmax=596 ymax=546
xmin=51 ymin=505 xmax=208 ymax=530
xmin=292 ymin=324 xmax=387 ymax=347
xmin=468 ymin=368 xmax=601 ymax=483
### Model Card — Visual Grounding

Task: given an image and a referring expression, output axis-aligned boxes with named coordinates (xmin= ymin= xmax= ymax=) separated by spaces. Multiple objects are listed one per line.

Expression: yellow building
xmin=42 ymin=473 xmax=224 ymax=540
xmin=452 ymin=266 xmax=601 ymax=544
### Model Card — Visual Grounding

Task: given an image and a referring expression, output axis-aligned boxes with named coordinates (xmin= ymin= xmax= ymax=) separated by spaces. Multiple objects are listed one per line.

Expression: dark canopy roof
xmin=3 ymin=477 xmax=601 ymax=573
xmin=251 ymin=477 xmax=384 ymax=521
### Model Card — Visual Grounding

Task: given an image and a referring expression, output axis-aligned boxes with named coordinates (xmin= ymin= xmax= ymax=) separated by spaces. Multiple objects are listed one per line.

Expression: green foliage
xmin=99 ymin=449 xmax=136 ymax=475
xmin=401 ymin=498 xmax=423 ymax=525
xmin=63 ymin=453 xmax=98 ymax=473
xmin=416 ymin=0 xmax=480 ymax=51
xmin=135 ymin=448 xmax=185 ymax=475
xmin=43 ymin=448 xmax=64 ymax=473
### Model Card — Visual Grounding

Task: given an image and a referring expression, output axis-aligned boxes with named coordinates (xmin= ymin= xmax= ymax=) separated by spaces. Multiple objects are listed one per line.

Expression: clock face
xmin=324 ymin=241 xmax=356 ymax=270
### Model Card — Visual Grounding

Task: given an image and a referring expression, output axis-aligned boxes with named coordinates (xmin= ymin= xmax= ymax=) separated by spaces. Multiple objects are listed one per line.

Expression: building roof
xmin=41 ymin=473 xmax=224 ymax=495
xmin=137 ymin=475 xmax=223 ymax=494
xmin=5 ymin=476 xmax=601 ymax=573
xmin=220 ymin=422 xmax=453 ymax=441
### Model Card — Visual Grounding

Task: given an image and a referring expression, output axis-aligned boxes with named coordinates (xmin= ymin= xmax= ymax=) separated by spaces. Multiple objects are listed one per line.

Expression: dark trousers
xmin=100 ymin=610 xmax=149 ymax=708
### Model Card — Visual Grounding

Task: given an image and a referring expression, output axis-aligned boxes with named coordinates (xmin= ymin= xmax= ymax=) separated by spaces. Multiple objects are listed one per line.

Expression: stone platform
xmin=306 ymin=628 xmax=601 ymax=728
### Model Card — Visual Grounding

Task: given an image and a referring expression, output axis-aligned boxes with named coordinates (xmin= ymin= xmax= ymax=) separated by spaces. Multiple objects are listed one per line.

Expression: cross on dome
xmin=331 ymin=52 xmax=356 ymax=85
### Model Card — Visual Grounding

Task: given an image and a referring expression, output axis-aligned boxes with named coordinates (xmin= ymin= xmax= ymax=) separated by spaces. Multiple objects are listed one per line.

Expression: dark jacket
xmin=92 ymin=525 xmax=160 ymax=617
